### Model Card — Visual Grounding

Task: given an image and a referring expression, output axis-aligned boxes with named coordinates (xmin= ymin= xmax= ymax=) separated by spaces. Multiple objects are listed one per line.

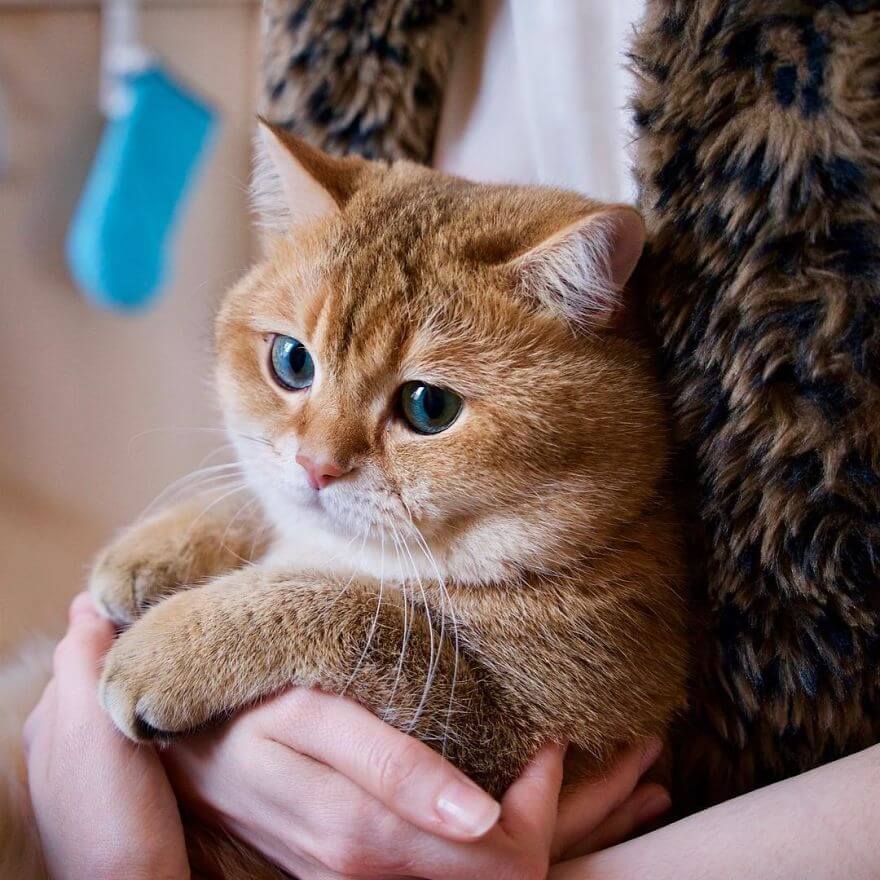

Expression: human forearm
xmin=552 ymin=745 xmax=880 ymax=880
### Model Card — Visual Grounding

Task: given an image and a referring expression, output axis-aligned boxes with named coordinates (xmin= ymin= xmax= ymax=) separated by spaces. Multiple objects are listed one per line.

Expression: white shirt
xmin=433 ymin=0 xmax=645 ymax=204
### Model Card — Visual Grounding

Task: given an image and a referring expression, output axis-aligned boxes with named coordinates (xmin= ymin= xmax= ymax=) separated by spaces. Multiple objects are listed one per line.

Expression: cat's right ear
xmin=505 ymin=206 xmax=646 ymax=331
xmin=251 ymin=119 xmax=366 ymax=234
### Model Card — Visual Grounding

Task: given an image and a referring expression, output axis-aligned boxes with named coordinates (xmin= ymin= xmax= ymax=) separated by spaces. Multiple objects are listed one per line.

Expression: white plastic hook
xmin=100 ymin=0 xmax=153 ymax=118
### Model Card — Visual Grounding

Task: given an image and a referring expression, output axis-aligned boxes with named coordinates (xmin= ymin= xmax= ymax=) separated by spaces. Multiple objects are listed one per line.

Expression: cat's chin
xmin=320 ymin=493 xmax=410 ymax=535
xmin=250 ymin=483 xmax=436 ymax=582
xmin=256 ymin=482 xmax=381 ymax=547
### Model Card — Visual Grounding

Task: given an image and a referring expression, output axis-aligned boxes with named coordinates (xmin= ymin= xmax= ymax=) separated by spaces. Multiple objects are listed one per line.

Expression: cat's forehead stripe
xmin=332 ymin=289 xmax=360 ymax=362
xmin=322 ymin=250 xmax=414 ymax=370
xmin=302 ymin=277 xmax=396 ymax=391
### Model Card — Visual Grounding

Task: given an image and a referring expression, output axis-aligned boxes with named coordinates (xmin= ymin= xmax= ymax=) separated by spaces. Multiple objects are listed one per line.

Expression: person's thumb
xmin=53 ymin=592 xmax=115 ymax=702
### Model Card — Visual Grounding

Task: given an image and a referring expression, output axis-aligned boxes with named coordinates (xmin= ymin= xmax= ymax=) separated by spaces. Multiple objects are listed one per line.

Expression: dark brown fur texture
xmin=262 ymin=0 xmax=466 ymax=161
xmin=631 ymin=0 xmax=880 ymax=811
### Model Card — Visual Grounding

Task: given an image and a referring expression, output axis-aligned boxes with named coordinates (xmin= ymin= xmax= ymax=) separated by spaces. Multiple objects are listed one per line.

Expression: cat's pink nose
xmin=295 ymin=452 xmax=349 ymax=491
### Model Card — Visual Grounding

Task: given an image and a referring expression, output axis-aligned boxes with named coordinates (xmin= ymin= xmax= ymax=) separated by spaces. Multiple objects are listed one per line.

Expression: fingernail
xmin=639 ymin=738 xmax=663 ymax=774
xmin=69 ymin=592 xmax=98 ymax=622
xmin=435 ymin=779 xmax=501 ymax=838
xmin=637 ymin=789 xmax=671 ymax=825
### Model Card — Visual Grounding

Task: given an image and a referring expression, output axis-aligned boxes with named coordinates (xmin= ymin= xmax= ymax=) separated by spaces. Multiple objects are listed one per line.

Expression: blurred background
xmin=0 ymin=0 xmax=261 ymax=652
xmin=0 ymin=0 xmax=642 ymax=656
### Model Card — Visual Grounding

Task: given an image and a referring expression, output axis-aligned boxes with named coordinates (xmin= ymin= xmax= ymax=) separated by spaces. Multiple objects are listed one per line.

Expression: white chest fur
xmin=264 ymin=517 xmax=441 ymax=584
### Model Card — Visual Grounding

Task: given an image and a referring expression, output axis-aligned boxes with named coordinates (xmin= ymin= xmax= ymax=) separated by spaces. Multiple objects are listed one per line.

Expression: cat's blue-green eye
xmin=269 ymin=335 xmax=315 ymax=391
xmin=400 ymin=381 xmax=462 ymax=435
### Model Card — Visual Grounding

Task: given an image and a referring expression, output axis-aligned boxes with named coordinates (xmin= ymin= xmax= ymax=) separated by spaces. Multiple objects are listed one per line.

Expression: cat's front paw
xmin=99 ymin=595 xmax=220 ymax=741
xmin=89 ymin=543 xmax=179 ymax=627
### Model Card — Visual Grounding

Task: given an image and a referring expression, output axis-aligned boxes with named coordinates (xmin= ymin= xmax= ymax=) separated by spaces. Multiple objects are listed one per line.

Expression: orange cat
xmin=0 ymin=124 xmax=687 ymax=879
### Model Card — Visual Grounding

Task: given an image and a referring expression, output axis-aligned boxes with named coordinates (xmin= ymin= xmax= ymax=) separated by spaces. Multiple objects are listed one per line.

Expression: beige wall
xmin=0 ymin=0 xmax=261 ymax=652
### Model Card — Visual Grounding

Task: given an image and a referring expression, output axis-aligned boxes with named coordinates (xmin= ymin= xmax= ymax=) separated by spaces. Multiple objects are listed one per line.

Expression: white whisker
xmin=387 ymin=522 xmax=412 ymax=716
xmin=343 ymin=528 xmax=385 ymax=696
xmin=139 ymin=462 xmax=245 ymax=520
xmin=218 ymin=496 xmax=261 ymax=565
xmin=327 ymin=526 xmax=370 ymax=610
xmin=396 ymin=528 xmax=436 ymax=735
xmin=406 ymin=520 xmax=461 ymax=758
xmin=184 ymin=483 xmax=250 ymax=543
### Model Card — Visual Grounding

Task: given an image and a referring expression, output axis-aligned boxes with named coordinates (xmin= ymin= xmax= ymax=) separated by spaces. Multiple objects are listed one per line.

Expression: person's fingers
xmin=250 ymin=688 xmax=501 ymax=841
xmin=68 ymin=590 xmax=98 ymax=622
xmin=23 ymin=601 xmax=105 ymax=766
xmin=52 ymin=593 xmax=115 ymax=702
xmin=274 ymin=850 xmax=347 ymax=880
xmin=27 ymin=594 xmax=190 ymax=880
xmin=560 ymin=782 xmax=671 ymax=858
xmin=47 ymin=593 xmax=132 ymax=764
xmin=167 ymin=728 xmax=418 ymax=877
xmin=552 ymin=737 xmax=662 ymax=860
xmin=501 ymin=741 xmax=567 ymax=851
xmin=22 ymin=678 xmax=56 ymax=757
xmin=165 ymin=728 xmax=334 ymax=834
xmin=170 ymin=716 xmax=545 ymax=880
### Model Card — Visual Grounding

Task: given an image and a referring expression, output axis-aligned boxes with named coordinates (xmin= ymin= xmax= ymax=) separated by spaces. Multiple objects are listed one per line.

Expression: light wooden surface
xmin=0 ymin=2 xmax=261 ymax=651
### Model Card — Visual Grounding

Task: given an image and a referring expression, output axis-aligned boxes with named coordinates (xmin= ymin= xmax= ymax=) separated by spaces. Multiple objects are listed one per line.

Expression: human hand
xmin=23 ymin=593 xmax=190 ymax=880
xmin=552 ymin=743 xmax=670 ymax=861
xmin=166 ymin=686 xmax=668 ymax=879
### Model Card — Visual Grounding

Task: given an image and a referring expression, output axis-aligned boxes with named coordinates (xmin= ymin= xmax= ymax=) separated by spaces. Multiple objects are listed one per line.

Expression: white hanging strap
xmin=100 ymin=0 xmax=153 ymax=118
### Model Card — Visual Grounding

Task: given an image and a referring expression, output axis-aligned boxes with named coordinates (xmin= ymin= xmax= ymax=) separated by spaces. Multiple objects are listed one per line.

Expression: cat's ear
xmin=508 ymin=207 xmax=645 ymax=330
xmin=251 ymin=119 xmax=366 ymax=233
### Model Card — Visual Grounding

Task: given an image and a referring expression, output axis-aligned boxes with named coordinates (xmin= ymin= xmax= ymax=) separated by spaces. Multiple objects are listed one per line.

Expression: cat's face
xmin=215 ymin=126 xmax=669 ymax=580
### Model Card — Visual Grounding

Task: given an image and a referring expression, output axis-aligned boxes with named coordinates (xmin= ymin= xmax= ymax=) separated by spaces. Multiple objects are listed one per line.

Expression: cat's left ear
xmin=251 ymin=118 xmax=367 ymax=234
xmin=508 ymin=207 xmax=645 ymax=330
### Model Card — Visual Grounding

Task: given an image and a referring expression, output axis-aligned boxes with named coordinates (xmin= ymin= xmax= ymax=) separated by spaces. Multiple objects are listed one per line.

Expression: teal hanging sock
xmin=67 ymin=1 xmax=217 ymax=311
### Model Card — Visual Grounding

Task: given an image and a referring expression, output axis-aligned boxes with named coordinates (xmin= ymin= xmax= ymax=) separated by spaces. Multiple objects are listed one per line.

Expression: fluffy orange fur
xmin=0 ymin=127 xmax=688 ymax=880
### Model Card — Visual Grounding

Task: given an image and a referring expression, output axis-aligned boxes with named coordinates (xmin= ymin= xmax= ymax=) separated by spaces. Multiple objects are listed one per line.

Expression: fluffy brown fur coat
xmin=631 ymin=0 xmax=880 ymax=811
xmin=262 ymin=0 xmax=466 ymax=162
